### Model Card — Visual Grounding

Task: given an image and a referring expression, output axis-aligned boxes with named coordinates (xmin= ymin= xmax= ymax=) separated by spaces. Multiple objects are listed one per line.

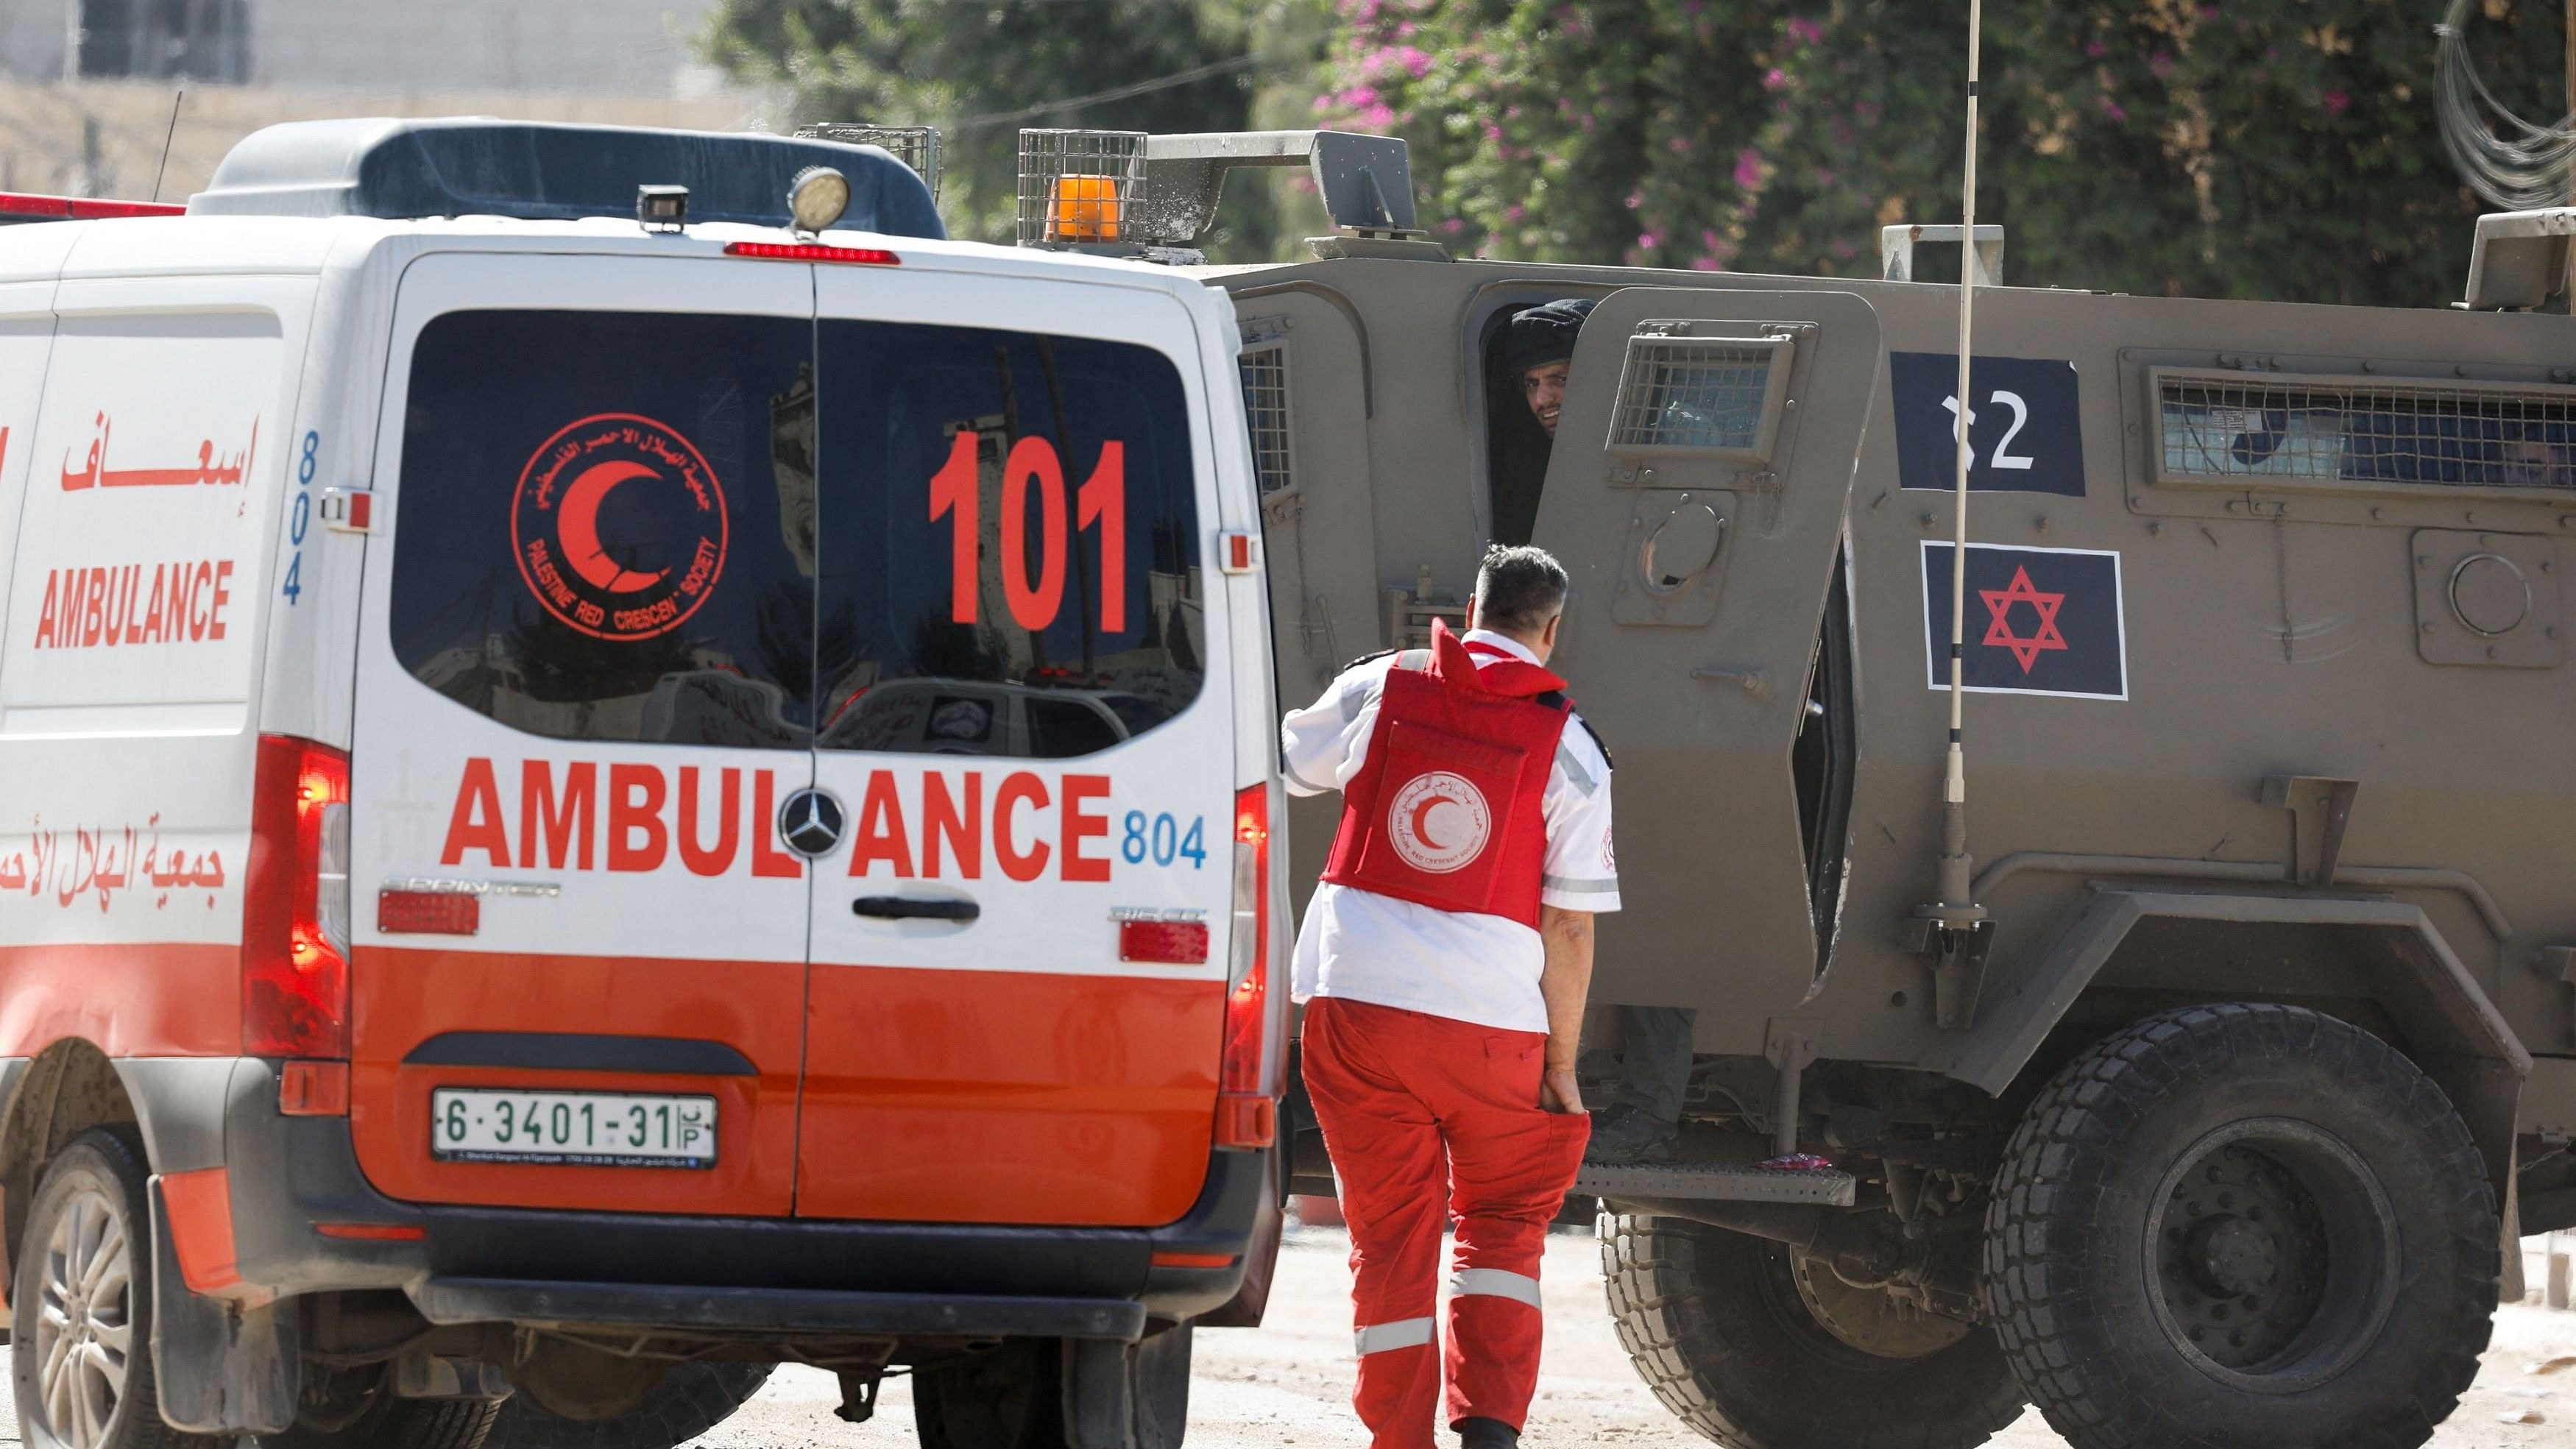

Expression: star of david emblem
xmin=1979 ymin=565 xmax=2069 ymax=673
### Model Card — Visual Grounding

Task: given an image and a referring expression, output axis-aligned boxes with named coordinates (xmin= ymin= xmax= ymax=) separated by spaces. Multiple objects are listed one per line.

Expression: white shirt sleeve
xmin=1540 ymin=712 xmax=1620 ymax=913
xmin=1278 ymin=654 xmax=1399 ymax=797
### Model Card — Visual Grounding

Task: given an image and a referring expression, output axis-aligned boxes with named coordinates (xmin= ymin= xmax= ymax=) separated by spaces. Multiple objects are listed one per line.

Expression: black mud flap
xmin=147 ymin=1178 xmax=297 ymax=1435
xmin=1063 ymin=1322 xmax=1191 ymax=1449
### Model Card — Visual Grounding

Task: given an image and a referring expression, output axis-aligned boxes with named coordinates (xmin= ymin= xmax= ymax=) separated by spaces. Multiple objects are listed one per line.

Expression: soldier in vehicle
xmin=1286 ymin=545 xmax=1617 ymax=1449
xmin=1496 ymin=299 xmax=1696 ymax=1167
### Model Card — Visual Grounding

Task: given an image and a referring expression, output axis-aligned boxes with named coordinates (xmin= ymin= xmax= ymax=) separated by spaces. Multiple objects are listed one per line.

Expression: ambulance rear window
xmin=810 ymin=319 xmax=1202 ymax=758
xmin=388 ymin=309 xmax=1203 ymax=757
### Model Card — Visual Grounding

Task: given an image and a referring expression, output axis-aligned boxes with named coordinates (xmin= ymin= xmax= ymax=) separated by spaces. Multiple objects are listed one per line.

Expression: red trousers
xmin=1301 ymin=996 xmax=1590 ymax=1449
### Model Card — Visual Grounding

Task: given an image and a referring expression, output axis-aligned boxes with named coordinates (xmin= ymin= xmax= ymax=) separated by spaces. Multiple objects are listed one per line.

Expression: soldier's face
xmin=1522 ymin=362 xmax=1571 ymax=436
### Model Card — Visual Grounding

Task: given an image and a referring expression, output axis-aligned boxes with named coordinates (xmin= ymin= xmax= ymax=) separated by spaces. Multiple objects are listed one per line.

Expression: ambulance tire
xmin=912 ymin=1339 xmax=1064 ymax=1449
xmin=481 ymin=1364 xmax=775 ymax=1449
xmin=10 ymin=1130 xmax=230 ymax=1449
xmin=1982 ymin=1003 xmax=2495 ymax=1449
xmin=1599 ymin=1213 xmax=2024 ymax=1449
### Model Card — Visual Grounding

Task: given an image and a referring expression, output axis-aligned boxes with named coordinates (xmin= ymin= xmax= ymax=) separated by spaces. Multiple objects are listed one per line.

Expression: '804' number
xmin=1122 ymin=812 xmax=1206 ymax=869
xmin=282 ymin=429 xmax=319 ymax=604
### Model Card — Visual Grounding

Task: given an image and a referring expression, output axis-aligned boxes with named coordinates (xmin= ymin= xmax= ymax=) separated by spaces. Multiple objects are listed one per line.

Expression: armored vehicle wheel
xmin=482 ymin=1363 xmax=774 ymax=1449
xmin=1599 ymin=1212 xmax=2025 ymax=1449
xmin=1983 ymin=1003 xmax=2496 ymax=1449
xmin=261 ymin=1367 xmax=502 ymax=1449
xmin=11 ymin=1130 xmax=230 ymax=1449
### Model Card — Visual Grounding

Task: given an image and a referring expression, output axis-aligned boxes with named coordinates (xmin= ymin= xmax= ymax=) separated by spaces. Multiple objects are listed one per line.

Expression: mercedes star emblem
xmin=778 ymin=787 xmax=845 ymax=858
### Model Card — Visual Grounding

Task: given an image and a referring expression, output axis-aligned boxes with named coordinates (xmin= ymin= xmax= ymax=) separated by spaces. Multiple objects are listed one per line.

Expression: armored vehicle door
xmin=1528 ymin=288 xmax=1880 ymax=1018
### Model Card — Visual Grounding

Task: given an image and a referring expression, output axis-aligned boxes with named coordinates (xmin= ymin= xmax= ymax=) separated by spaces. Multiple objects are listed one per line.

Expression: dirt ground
xmin=690 ymin=1225 xmax=2576 ymax=1449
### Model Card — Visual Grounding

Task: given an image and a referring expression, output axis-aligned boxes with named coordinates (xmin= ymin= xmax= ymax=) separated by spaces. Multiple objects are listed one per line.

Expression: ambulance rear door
xmin=1526 ymin=287 xmax=1880 ymax=1030
xmin=796 ymin=263 xmax=1238 ymax=1226
xmin=348 ymin=252 xmax=818 ymax=1216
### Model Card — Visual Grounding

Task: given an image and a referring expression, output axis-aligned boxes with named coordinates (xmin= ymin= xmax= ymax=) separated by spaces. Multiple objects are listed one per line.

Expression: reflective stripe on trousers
xmin=1300 ymin=996 xmax=1590 ymax=1449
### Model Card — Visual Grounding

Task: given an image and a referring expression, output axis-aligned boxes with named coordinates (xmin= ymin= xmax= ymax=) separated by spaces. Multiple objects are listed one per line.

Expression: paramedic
xmin=1285 ymin=544 xmax=1618 ymax=1449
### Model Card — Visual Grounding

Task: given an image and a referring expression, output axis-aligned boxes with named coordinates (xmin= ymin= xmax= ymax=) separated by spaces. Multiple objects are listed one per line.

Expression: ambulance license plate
xmin=429 ymin=1088 xmax=716 ymax=1169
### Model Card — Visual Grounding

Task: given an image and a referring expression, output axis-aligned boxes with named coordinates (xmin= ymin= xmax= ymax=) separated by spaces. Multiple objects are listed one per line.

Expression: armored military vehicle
xmin=994 ymin=128 xmax=2576 ymax=1448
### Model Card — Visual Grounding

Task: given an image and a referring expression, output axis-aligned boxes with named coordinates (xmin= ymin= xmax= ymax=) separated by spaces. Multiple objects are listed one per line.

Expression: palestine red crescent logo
xmin=1387 ymin=770 xmax=1493 ymax=875
xmin=512 ymin=414 xmax=727 ymax=642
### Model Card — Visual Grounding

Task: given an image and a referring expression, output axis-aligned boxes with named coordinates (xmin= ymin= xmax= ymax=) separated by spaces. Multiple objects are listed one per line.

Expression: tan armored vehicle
xmin=992 ymin=128 xmax=2576 ymax=1448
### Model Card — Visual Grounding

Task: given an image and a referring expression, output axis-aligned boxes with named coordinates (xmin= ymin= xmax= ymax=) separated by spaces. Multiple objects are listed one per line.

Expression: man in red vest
xmin=1284 ymin=545 xmax=1618 ymax=1449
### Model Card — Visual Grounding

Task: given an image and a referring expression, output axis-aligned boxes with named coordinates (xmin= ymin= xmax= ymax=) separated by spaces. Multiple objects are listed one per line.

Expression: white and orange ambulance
xmin=0 ymin=118 xmax=1284 ymax=1449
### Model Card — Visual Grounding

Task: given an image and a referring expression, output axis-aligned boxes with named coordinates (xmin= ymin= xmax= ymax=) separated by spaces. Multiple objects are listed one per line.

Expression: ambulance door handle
xmin=852 ymin=895 xmax=980 ymax=921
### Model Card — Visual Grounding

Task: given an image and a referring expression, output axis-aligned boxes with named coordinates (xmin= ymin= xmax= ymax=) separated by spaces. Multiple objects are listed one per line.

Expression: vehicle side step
xmin=1575 ymin=1161 xmax=1856 ymax=1207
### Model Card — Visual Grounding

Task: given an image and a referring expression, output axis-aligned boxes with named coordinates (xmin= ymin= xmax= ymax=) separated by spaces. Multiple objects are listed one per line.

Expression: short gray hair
xmin=1474 ymin=545 xmax=1569 ymax=634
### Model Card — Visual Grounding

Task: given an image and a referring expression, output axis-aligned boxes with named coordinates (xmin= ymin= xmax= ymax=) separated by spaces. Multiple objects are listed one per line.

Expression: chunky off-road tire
xmin=1599 ymin=1213 xmax=2026 ymax=1449
xmin=483 ymin=1364 xmax=774 ymax=1449
xmin=11 ymin=1130 xmax=230 ymax=1449
xmin=1983 ymin=1003 xmax=2497 ymax=1449
xmin=914 ymin=1339 xmax=1065 ymax=1449
xmin=260 ymin=1368 xmax=503 ymax=1449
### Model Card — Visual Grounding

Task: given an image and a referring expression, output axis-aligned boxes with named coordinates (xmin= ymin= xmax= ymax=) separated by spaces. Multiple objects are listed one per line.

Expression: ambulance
xmin=0 ymin=118 xmax=1285 ymax=1449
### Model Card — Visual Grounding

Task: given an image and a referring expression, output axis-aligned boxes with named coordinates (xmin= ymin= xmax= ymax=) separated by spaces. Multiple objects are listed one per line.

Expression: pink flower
xmin=2148 ymin=49 xmax=2173 ymax=79
xmin=1763 ymin=67 xmax=1789 ymax=91
xmin=1733 ymin=146 xmax=1764 ymax=190
xmin=1342 ymin=85 xmax=1380 ymax=107
xmin=1395 ymin=46 xmax=1434 ymax=77
xmin=2324 ymin=89 xmax=2351 ymax=116
xmin=2084 ymin=38 xmax=2108 ymax=57
xmin=2096 ymin=95 xmax=2128 ymax=121
xmin=1691 ymin=256 xmax=1723 ymax=270
xmin=1786 ymin=15 xmax=1822 ymax=44
xmin=1484 ymin=121 xmax=1504 ymax=141
xmin=1362 ymin=104 xmax=1395 ymax=129
xmin=1626 ymin=191 xmax=1645 ymax=210
xmin=1504 ymin=203 xmax=1527 ymax=222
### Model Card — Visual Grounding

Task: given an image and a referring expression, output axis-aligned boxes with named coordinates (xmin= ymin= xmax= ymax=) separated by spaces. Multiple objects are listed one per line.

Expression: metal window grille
xmin=2155 ymin=369 xmax=2576 ymax=489
xmin=1606 ymin=333 xmax=1792 ymax=460
xmin=794 ymin=124 xmax=944 ymax=200
xmin=1239 ymin=341 xmax=1295 ymax=495
xmin=1017 ymin=130 xmax=1150 ymax=247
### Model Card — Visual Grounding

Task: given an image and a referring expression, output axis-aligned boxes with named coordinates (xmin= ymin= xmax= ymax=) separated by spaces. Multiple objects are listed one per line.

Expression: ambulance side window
xmin=387 ymin=310 xmax=817 ymax=748
xmin=811 ymin=321 xmax=1203 ymax=759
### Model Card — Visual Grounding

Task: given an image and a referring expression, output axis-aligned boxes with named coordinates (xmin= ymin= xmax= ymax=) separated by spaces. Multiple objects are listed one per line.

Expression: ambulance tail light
xmin=1217 ymin=783 xmax=1276 ymax=1149
xmin=244 ymin=735 xmax=351 ymax=1060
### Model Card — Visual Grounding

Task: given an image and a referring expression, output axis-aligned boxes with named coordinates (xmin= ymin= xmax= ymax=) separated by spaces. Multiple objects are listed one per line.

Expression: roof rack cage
xmin=795 ymin=123 xmax=944 ymax=201
xmin=1015 ymin=128 xmax=1422 ymax=251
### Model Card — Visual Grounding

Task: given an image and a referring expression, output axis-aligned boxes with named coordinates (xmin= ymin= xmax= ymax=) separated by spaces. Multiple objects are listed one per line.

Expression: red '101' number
xmin=929 ymin=432 xmax=1125 ymax=634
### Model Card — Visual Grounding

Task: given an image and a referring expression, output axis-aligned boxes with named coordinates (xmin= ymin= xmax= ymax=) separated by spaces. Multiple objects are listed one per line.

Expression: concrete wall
xmin=0 ymin=78 xmax=769 ymax=202
xmin=2 ymin=0 xmax=733 ymax=98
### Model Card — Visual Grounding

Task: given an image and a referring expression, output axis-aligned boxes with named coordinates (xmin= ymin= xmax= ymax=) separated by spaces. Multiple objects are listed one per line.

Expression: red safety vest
xmin=1320 ymin=620 xmax=1574 ymax=927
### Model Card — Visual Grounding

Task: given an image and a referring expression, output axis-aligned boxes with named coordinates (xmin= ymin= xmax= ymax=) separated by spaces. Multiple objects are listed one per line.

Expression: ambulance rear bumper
xmin=118 ymin=1057 xmax=1270 ymax=1331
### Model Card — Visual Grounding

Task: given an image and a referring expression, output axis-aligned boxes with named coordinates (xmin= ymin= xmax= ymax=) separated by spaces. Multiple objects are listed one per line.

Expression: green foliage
xmin=1330 ymin=0 xmax=2572 ymax=305
xmin=701 ymin=0 xmax=1333 ymax=256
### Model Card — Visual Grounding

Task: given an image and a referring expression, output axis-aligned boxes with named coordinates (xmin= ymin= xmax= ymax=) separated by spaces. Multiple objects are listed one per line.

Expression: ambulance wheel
xmin=10 ymin=1130 xmax=229 ymax=1449
xmin=912 ymin=1339 xmax=1063 ymax=1449
xmin=1982 ymin=1003 xmax=2495 ymax=1449
xmin=482 ymin=1363 xmax=774 ymax=1449
xmin=262 ymin=1367 xmax=501 ymax=1449
xmin=1599 ymin=1213 xmax=2023 ymax=1449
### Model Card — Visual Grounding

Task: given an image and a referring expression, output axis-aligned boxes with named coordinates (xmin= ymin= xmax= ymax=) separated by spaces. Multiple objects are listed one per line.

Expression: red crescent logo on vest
xmin=1387 ymin=770 xmax=1492 ymax=875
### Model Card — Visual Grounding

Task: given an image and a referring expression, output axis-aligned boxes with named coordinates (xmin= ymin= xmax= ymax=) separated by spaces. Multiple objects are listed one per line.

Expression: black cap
xmin=1501 ymin=297 xmax=1596 ymax=379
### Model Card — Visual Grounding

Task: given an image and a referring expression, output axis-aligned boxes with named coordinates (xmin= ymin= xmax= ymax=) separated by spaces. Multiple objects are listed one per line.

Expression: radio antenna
xmin=151 ymin=87 xmax=183 ymax=204
xmin=1908 ymin=0 xmax=1995 ymax=1026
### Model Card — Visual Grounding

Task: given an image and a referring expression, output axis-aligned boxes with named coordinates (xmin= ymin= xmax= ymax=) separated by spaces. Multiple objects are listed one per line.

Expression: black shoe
xmin=1585 ymin=1104 xmax=1680 ymax=1165
xmin=1458 ymin=1417 xmax=1519 ymax=1449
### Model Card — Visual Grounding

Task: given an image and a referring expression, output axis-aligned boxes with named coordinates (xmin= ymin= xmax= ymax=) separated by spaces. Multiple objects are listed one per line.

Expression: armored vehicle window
xmin=811 ymin=319 xmax=1203 ymax=759
xmin=2156 ymin=370 xmax=2576 ymax=489
xmin=389 ymin=310 xmax=815 ymax=749
xmin=1239 ymin=325 xmax=1295 ymax=496
xmin=1607 ymin=332 xmax=1793 ymax=460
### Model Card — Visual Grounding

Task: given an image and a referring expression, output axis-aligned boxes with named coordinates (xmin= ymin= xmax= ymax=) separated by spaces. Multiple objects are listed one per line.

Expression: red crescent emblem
xmin=1407 ymin=793 xmax=1457 ymax=851
xmin=556 ymin=460 xmax=670 ymax=594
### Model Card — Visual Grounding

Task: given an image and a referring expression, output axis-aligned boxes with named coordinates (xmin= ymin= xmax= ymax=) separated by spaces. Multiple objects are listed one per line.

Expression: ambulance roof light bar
xmin=0 ymin=193 xmax=186 ymax=225
xmin=185 ymin=118 xmax=946 ymax=240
